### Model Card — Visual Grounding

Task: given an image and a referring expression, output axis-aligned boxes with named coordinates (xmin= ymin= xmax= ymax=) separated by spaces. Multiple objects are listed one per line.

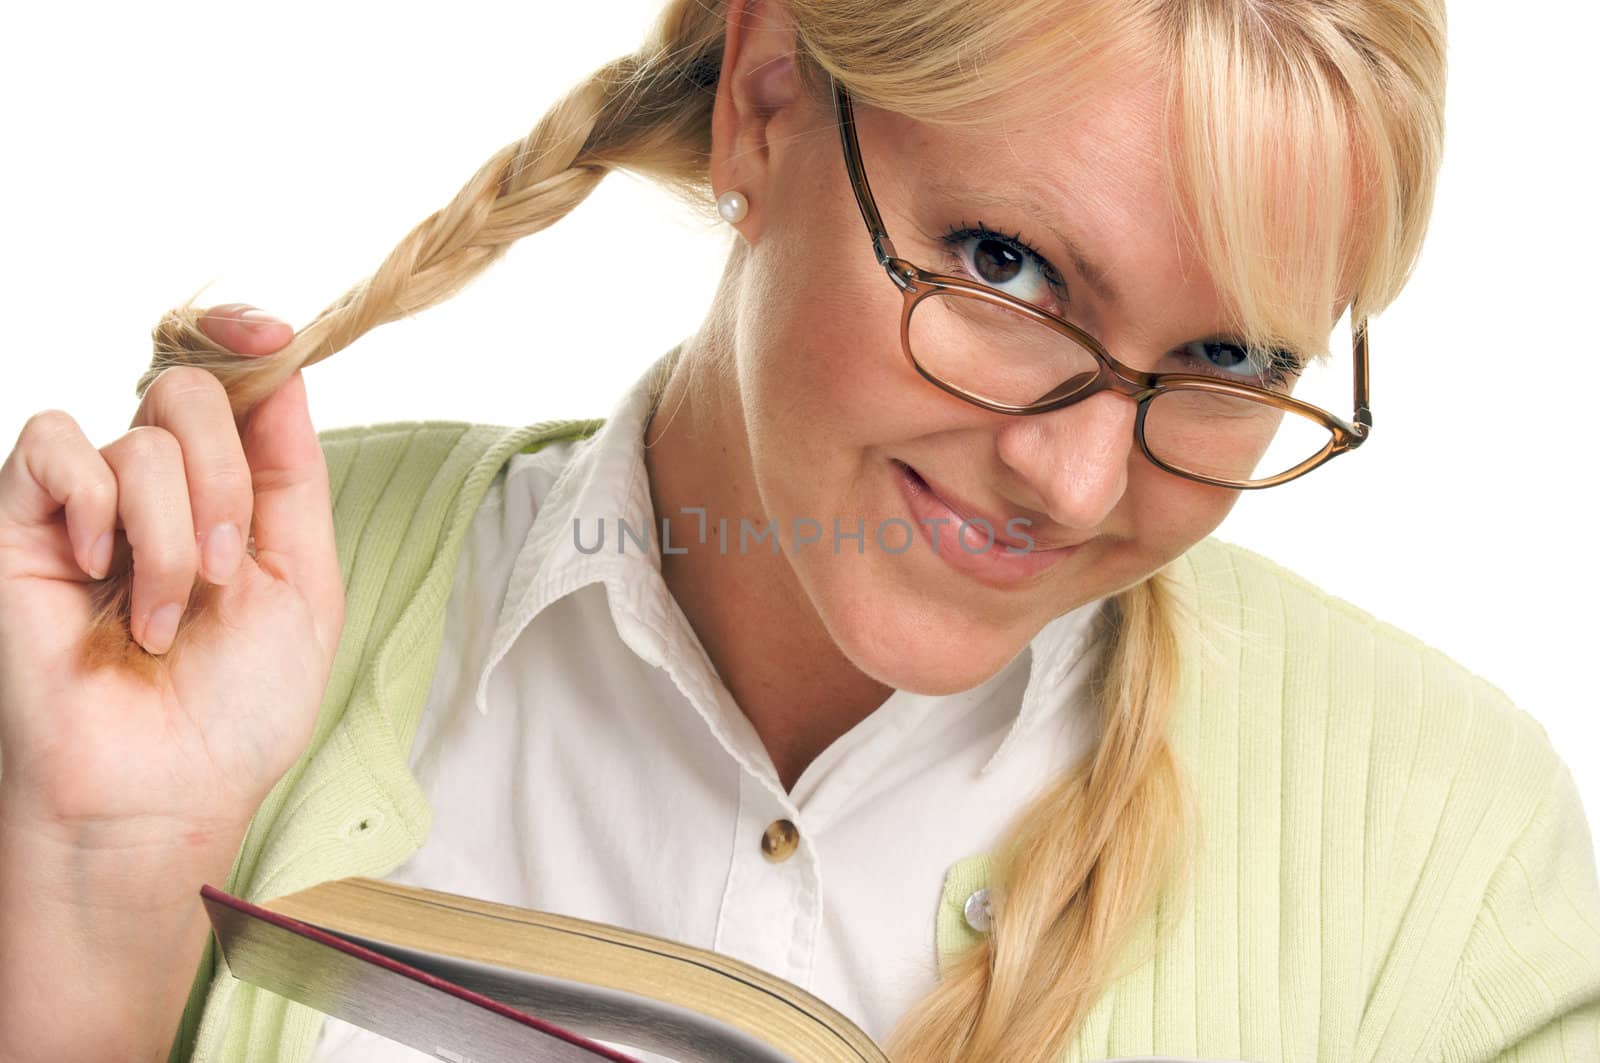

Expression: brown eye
xmin=974 ymin=238 xmax=1023 ymax=285
xmin=939 ymin=221 xmax=1068 ymax=313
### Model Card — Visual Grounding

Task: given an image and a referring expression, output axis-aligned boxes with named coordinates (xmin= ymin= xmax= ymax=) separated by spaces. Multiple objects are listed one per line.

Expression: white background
xmin=2 ymin=4 xmax=1595 ymax=825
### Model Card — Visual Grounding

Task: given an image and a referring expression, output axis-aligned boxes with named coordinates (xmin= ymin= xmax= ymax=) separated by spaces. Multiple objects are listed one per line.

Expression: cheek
xmin=735 ymin=133 xmax=943 ymax=480
xmin=1125 ymin=467 xmax=1240 ymax=562
xmin=738 ymin=245 xmax=919 ymax=499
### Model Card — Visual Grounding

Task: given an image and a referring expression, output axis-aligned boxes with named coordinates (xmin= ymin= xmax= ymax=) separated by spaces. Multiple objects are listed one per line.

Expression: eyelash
xmin=1261 ymin=349 xmax=1305 ymax=386
xmin=935 ymin=218 xmax=1306 ymax=389
xmin=1189 ymin=342 xmax=1304 ymax=389
xmin=937 ymin=219 xmax=1071 ymax=304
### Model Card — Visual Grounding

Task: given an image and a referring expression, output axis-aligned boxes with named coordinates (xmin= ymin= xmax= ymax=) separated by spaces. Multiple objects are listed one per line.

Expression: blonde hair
xmin=87 ymin=0 xmax=1446 ymax=1057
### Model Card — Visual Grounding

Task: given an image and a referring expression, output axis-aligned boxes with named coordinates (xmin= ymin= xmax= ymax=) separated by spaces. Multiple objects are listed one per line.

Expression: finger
xmin=99 ymin=427 xmax=199 ymax=655
xmin=0 ymin=411 xmax=119 ymax=581
xmin=197 ymin=303 xmax=294 ymax=357
xmin=129 ymin=367 xmax=253 ymax=587
xmin=236 ymin=371 xmax=343 ymax=655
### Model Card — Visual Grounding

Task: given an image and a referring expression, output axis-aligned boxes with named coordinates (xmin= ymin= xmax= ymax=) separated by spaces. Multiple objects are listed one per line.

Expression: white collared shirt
xmin=309 ymin=348 xmax=1107 ymax=1060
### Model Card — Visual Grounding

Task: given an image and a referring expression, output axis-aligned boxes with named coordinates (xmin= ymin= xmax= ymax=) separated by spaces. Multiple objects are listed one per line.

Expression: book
xmin=201 ymin=876 xmax=885 ymax=1063
xmin=202 ymin=877 xmax=1227 ymax=1063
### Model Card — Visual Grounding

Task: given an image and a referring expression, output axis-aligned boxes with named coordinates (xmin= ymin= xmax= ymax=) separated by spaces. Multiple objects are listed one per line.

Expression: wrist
xmin=0 ymin=788 xmax=249 ymax=910
xmin=0 ymin=801 xmax=232 ymax=1063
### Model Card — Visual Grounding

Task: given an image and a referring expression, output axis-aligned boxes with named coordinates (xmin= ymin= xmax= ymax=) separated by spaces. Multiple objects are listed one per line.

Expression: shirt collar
xmin=473 ymin=343 xmax=683 ymax=717
xmin=473 ymin=342 xmax=1106 ymax=771
xmin=983 ymin=597 xmax=1106 ymax=774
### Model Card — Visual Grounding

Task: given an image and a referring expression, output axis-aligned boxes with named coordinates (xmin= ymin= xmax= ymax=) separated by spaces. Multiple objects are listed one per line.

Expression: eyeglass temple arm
xmin=1352 ymin=316 xmax=1373 ymax=436
xmin=830 ymin=76 xmax=903 ymax=269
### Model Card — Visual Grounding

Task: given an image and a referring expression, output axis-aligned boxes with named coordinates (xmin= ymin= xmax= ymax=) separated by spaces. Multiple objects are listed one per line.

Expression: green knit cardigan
xmin=166 ymin=419 xmax=1600 ymax=1062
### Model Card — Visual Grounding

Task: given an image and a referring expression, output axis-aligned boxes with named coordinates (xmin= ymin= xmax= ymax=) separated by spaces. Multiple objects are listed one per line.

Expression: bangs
xmin=801 ymin=0 xmax=1443 ymax=370
xmin=1165 ymin=8 xmax=1387 ymax=368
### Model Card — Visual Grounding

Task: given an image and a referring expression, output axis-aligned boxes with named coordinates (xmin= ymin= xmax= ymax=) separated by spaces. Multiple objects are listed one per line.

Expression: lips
xmin=894 ymin=460 xmax=1080 ymax=552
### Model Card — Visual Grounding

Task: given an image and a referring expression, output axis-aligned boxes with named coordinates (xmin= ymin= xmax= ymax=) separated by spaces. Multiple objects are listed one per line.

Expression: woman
xmin=1 ymin=0 xmax=1595 ymax=1061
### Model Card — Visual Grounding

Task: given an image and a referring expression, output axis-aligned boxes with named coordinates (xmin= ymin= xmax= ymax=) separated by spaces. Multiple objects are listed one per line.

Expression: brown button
xmin=760 ymin=819 xmax=800 ymax=862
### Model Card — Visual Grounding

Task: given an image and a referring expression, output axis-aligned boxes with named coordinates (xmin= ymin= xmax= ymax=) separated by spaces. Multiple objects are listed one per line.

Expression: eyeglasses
xmin=828 ymin=75 xmax=1373 ymax=490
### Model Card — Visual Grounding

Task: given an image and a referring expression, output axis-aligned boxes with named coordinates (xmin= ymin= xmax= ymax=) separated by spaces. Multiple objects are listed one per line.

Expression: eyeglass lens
xmin=905 ymin=289 xmax=1338 ymax=484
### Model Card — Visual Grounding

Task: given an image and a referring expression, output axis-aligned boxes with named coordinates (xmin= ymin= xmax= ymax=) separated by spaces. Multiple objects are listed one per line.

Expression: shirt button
xmin=760 ymin=819 xmax=800 ymax=862
xmin=963 ymin=888 xmax=993 ymax=933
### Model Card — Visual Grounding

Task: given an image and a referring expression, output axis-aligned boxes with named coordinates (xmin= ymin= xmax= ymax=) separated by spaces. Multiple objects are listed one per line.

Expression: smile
xmin=891 ymin=459 xmax=1079 ymax=588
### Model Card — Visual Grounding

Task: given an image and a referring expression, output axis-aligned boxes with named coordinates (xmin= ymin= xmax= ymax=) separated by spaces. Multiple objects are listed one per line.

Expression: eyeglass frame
xmin=827 ymin=74 xmax=1374 ymax=490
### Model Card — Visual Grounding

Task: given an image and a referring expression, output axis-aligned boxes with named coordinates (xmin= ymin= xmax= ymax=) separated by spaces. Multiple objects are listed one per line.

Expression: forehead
xmin=868 ymin=68 xmax=1224 ymax=341
xmin=892 ymin=67 xmax=1168 ymax=193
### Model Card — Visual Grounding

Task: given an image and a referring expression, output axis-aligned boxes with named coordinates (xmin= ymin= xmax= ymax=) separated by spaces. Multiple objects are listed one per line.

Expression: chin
xmin=819 ymin=574 xmax=1032 ymax=696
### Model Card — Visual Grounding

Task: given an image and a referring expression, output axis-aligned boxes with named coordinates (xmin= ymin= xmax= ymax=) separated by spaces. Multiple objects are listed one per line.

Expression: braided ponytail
xmin=83 ymin=2 xmax=733 ymax=673
xmin=882 ymin=573 xmax=1193 ymax=1062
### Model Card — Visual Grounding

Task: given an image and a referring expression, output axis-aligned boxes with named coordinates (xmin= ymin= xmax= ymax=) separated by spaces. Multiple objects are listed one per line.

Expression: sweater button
xmin=963 ymin=888 xmax=993 ymax=933
xmin=760 ymin=819 xmax=800 ymax=862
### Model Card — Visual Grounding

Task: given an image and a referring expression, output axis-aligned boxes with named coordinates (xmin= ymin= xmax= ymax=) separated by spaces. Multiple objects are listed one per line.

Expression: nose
xmin=993 ymin=390 xmax=1139 ymax=533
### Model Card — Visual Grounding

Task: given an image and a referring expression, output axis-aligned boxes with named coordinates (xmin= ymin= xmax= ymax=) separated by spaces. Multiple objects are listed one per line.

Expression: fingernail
xmin=144 ymin=603 xmax=182 ymax=655
xmin=203 ymin=523 xmax=243 ymax=585
xmin=90 ymin=531 xmax=113 ymax=580
xmin=238 ymin=308 xmax=287 ymax=332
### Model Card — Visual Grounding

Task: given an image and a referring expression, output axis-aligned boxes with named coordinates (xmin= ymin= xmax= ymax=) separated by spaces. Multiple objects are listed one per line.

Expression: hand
xmin=0 ymin=304 xmax=346 ymax=839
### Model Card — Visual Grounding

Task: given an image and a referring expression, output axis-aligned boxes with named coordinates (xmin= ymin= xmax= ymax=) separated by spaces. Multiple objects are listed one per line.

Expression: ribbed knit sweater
xmin=168 ymin=419 xmax=1600 ymax=1063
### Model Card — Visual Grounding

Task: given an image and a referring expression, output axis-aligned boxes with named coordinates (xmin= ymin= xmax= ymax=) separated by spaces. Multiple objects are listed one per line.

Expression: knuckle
xmin=74 ymin=473 xmax=118 ymax=509
xmin=118 ymin=425 xmax=182 ymax=465
xmin=132 ymin=538 xmax=200 ymax=583
xmin=150 ymin=365 xmax=226 ymax=407
xmin=199 ymin=459 xmax=252 ymax=489
xmin=19 ymin=409 xmax=81 ymax=448
xmin=197 ymin=461 xmax=253 ymax=508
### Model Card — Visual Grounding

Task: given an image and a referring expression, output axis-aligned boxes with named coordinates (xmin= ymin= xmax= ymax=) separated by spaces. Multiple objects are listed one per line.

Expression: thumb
xmin=236 ymin=369 xmax=343 ymax=654
xmin=198 ymin=304 xmax=295 ymax=357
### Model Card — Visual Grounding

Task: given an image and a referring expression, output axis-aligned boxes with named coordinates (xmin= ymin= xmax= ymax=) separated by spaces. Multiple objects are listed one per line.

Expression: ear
xmin=709 ymin=0 xmax=807 ymax=245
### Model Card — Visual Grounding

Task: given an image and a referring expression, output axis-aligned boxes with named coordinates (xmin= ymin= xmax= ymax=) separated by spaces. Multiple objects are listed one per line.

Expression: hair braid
xmin=882 ymin=572 xmax=1192 ymax=1062
xmin=85 ymin=14 xmax=730 ymax=673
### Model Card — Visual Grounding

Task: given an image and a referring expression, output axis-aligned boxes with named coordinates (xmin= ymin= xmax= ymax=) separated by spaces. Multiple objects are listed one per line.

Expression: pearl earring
xmin=716 ymin=189 xmax=749 ymax=224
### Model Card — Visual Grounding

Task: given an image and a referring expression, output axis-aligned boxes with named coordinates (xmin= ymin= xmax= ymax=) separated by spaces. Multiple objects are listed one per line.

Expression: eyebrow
xmin=923 ymin=174 xmax=1123 ymax=310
